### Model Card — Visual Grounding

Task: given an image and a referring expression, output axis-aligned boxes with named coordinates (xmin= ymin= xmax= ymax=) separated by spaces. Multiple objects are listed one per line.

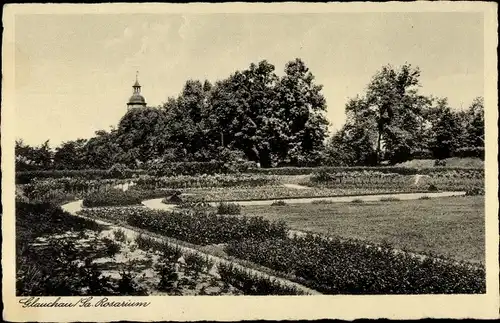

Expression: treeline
xmin=324 ymin=64 xmax=484 ymax=166
xmin=15 ymin=61 xmax=484 ymax=171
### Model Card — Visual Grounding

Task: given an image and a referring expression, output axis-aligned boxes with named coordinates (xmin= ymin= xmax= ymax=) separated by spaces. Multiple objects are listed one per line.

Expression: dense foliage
xmin=16 ymin=202 xmax=146 ymax=296
xmin=224 ymin=234 xmax=485 ymax=294
xmin=324 ymin=64 xmax=484 ymax=166
xmin=16 ymin=58 xmax=330 ymax=170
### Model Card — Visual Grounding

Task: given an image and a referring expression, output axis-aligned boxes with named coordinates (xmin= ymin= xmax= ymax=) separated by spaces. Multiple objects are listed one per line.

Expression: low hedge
xmin=148 ymin=161 xmax=256 ymax=177
xmin=454 ymin=147 xmax=485 ymax=160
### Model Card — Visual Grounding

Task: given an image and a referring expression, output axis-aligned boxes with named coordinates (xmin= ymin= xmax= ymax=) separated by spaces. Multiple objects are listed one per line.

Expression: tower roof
xmin=128 ymin=93 xmax=146 ymax=105
xmin=127 ymin=71 xmax=146 ymax=107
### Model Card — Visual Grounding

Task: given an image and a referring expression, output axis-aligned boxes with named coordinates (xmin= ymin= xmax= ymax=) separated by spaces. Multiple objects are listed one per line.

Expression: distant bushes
xmin=107 ymin=163 xmax=132 ymax=179
xmin=17 ymin=165 xmax=484 ymax=184
xmin=16 ymin=161 xmax=259 ymax=184
xmin=217 ymin=202 xmax=241 ymax=215
xmin=465 ymin=187 xmax=485 ymax=196
xmin=147 ymin=161 xmax=256 ymax=177
xmin=454 ymin=147 xmax=484 ymax=160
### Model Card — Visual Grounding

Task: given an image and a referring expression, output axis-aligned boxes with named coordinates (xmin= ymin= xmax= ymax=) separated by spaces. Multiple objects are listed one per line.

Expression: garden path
xmin=282 ymin=183 xmax=312 ymax=190
xmin=143 ymin=190 xmax=466 ymax=209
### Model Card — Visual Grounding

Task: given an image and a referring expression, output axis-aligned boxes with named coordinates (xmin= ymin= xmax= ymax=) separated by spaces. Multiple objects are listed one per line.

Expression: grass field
xmin=242 ymin=196 xmax=484 ymax=264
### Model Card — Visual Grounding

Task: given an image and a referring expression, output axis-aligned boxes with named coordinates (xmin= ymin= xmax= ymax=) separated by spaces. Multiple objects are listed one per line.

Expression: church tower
xmin=127 ymin=71 xmax=147 ymax=110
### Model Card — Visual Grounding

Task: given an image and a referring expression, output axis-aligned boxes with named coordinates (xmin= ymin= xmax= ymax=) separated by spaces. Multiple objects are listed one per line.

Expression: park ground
xmin=242 ymin=196 xmax=484 ymax=263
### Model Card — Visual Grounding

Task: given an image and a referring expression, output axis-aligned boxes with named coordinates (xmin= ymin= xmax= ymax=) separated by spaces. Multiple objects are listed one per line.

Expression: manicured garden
xmin=77 ymin=200 xmax=485 ymax=294
xmin=16 ymin=163 xmax=486 ymax=296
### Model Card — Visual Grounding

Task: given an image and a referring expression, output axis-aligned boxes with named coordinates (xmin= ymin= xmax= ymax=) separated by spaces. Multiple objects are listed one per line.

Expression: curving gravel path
xmin=143 ymin=190 xmax=466 ymax=209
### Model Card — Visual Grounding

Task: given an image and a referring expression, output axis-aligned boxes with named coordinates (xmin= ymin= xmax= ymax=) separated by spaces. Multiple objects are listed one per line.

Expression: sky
xmin=14 ymin=12 xmax=484 ymax=147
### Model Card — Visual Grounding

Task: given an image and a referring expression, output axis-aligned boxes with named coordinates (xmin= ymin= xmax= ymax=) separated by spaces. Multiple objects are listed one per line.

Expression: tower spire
xmin=127 ymin=70 xmax=147 ymax=109
xmin=133 ymin=70 xmax=141 ymax=93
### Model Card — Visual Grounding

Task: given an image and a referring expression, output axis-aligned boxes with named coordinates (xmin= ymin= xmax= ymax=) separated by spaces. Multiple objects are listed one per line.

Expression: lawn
xmin=241 ymin=196 xmax=485 ymax=264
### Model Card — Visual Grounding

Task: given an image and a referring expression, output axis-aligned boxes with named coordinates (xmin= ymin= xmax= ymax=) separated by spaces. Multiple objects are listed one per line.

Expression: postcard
xmin=2 ymin=2 xmax=498 ymax=321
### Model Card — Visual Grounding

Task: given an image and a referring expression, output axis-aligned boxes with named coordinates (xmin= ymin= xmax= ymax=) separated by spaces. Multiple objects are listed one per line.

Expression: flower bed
xmin=224 ymin=234 xmax=485 ymax=294
xmin=135 ymin=234 xmax=306 ymax=295
xmin=15 ymin=169 xmax=147 ymax=184
xmin=82 ymin=188 xmax=179 ymax=208
xmin=134 ymin=174 xmax=281 ymax=190
xmin=306 ymin=170 xmax=483 ymax=193
xmin=175 ymin=187 xmax=432 ymax=203
xmin=245 ymin=166 xmax=484 ymax=176
xmin=78 ymin=207 xmax=288 ymax=246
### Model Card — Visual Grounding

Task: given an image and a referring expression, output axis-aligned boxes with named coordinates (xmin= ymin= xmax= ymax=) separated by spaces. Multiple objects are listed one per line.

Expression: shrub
xmin=311 ymin=199 xmax=333 ymax=204
xmin=107 ymin=163 xmax=131 ymax=179
xmin=428 ymin=184 xmax=439 ymax=192
xmin=434 ymin=159 xmax=447 ymax=167
xmin=217 ymin=202 xmax=241 ymax=215
xmin=113 ymin=229 xmax=127 ymax=243
xmin=379 ymin=197 xmax=400 ymax=202
xmin=465 ymin=187 xmax=485 ymax=196
xmin=271 ymin=200 xmax=287 ymax=206
xmin=411 ymin=149 xmax=434 ymax=160
xmin=454 ymin=147 xmax=485 ymax=160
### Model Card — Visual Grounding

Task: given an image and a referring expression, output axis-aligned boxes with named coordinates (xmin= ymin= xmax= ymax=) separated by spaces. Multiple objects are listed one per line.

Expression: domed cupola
xmin=127 ymin=71 xmax=147 ymax=109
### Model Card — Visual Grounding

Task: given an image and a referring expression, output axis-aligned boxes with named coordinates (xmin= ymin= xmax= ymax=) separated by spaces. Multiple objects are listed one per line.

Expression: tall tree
xmin=427 ymin=99 xmax=462 ymax=159
xmin=275 ymin=58 xmax=329 ymax=166
xmin=465 ymin=96 xmax=484 ymax=147
xmin=347 ymin=63 xmax=428 ymax=164
xmin=206 ymin=60 xmax=280 ymax=167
